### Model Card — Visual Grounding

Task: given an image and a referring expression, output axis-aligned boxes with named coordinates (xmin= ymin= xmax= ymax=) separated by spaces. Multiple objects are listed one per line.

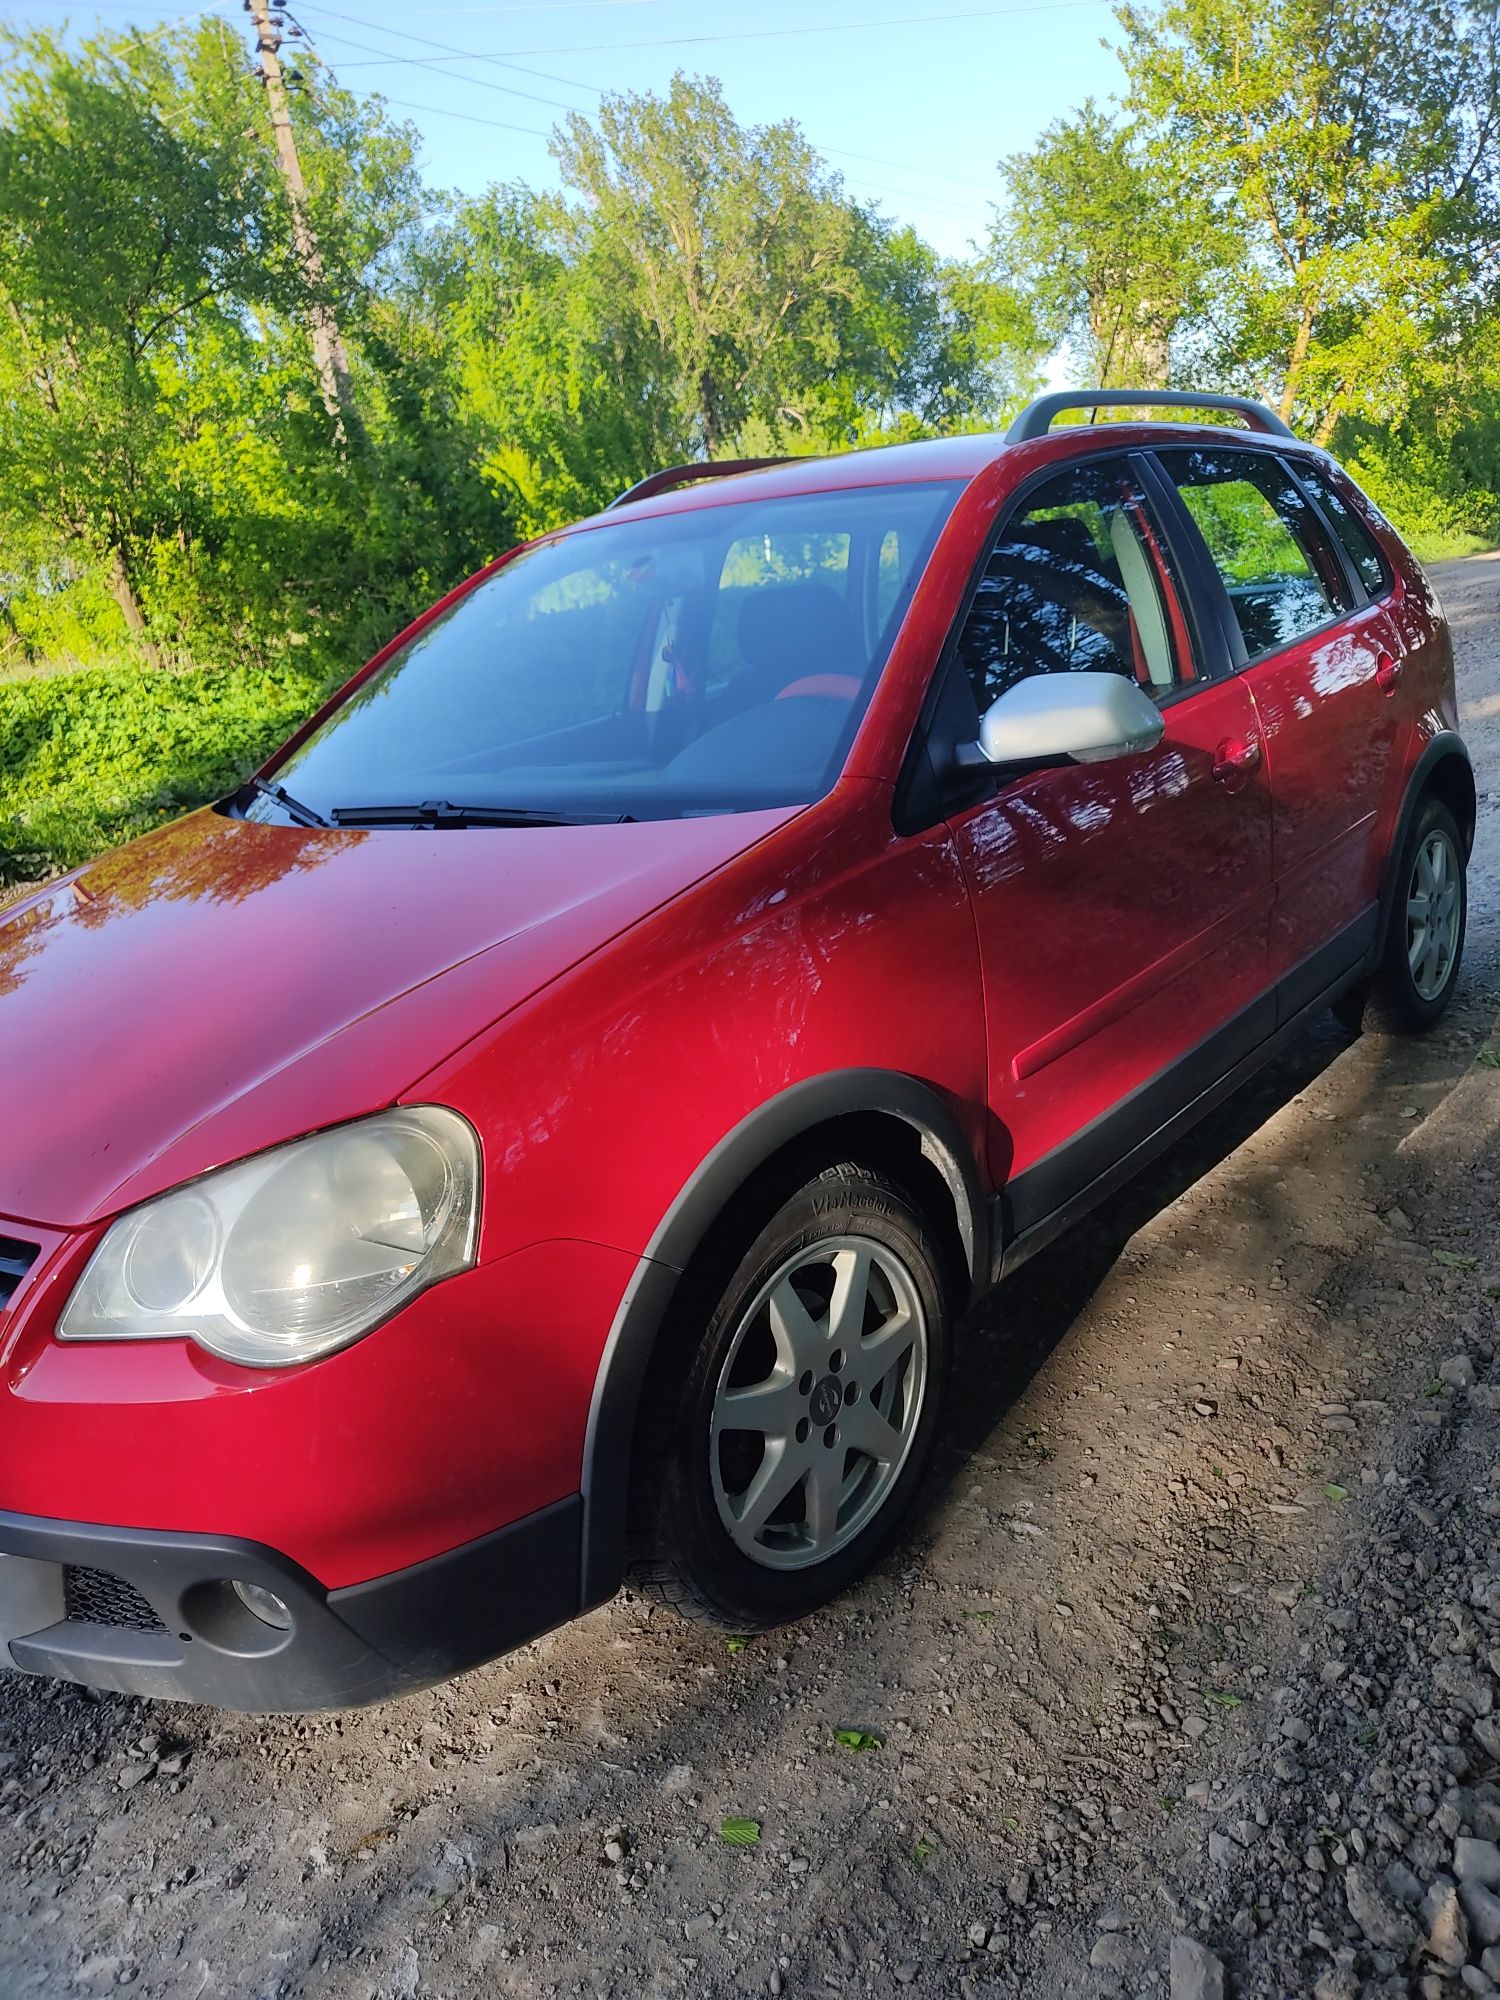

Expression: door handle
xmin=1376 ymin=651 xmax=1402 ymax=694
xmin=1212 ymin=734 xmax=1262 ymax=791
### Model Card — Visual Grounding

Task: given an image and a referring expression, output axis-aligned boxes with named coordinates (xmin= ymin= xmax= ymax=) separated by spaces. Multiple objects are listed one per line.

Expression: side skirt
xmin=995 ymin=911 xmax=1377 ymax=1282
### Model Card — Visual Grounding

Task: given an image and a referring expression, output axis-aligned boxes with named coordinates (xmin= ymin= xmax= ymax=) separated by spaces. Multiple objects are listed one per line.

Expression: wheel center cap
xmin=809 ymin=1375 xmax=843 ymax=1425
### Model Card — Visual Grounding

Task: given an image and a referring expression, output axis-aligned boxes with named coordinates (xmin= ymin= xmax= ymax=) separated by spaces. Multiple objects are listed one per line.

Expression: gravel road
xmin=7 ymin=555 xmax=1500 ymax=2000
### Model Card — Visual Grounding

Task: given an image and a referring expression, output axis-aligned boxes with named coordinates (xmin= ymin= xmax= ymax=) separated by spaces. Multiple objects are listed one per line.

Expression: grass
xmin=1407 ymin=528 xmax=1500 ymax=564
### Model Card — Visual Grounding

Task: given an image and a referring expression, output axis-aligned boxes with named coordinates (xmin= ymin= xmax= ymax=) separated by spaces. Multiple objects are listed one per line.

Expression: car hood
xmin=0 ymin=805 xmax=796 ymax=1228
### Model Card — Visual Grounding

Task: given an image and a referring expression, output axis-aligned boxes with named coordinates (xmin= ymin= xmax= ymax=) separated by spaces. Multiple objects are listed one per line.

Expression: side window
xmin=1296 ymin=465 xmax=1391 ymax=600
xmin=1159 ymin=447 xmax=1354 ymax=660
xmin=956 ymin=455 xmax=1190 ymax=716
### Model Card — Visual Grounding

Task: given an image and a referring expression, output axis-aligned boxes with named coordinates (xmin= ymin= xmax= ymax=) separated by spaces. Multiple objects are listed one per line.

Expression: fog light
xmin=231 ymin=1580 xmax=292 ymax=1631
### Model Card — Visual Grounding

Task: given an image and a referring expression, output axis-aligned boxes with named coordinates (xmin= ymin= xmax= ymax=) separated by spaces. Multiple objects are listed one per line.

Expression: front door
xmin=936 ymin=452 xmax=1274 ymax=1236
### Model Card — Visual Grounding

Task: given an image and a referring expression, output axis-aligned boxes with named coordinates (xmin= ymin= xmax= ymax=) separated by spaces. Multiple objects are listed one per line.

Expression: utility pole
xmin=244 ymin=0 xmax=360 ymax=443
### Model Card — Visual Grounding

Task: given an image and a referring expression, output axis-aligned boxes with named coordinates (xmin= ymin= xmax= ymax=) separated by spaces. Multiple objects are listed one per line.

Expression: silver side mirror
xmin=964 ymin=670 xmax=1165 ymax=770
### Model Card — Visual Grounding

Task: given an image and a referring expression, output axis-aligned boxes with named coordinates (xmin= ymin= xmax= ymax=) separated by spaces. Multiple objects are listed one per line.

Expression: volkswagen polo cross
xmin=0 ymin=389 xmax=1472 ymax=1709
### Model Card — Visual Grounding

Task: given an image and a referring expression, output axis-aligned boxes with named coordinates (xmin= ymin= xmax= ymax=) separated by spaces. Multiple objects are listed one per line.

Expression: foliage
xmin=0 ymin=22 xmax=509 ymax=679
xmin=1114 ymin=0 xmax=1500 ymax=440
xmin=996 ymin=102 xmax=1229 ymax=386
xmin=447 ymin=78 xmax=1037 ymax=536
xmin=0 ymin=658 xmax=326 ymax=884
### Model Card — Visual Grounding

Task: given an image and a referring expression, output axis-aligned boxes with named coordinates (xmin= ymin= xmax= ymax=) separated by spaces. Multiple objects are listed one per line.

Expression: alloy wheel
xmin=1406 ymin=828 xmax=1461 ymax=1001
xmin=708 ymin=1234 xmax=929 ymax=1571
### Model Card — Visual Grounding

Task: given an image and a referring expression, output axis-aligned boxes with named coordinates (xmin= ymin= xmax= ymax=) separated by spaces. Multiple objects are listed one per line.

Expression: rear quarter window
xmin=1296 ymin=465 xmax=1392 ymax=600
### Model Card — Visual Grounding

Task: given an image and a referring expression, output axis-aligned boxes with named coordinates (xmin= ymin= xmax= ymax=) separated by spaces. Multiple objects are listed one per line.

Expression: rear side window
xmin=956 ymin=454 xmax=1192 ymax=714
xmin=1296 ymin=465 xmax=1391 ymax=599
xmin=1158 ymin=447 xmax=1354 ymax=660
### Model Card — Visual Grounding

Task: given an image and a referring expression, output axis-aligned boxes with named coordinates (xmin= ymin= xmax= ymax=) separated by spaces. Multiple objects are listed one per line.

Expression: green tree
xmin=0 ymin=23 xmax=289 ymax=660
xmin=0 ymin=21 xmax=508 ymax=673
xmin=995 ymin=102 xmax=1230 ymax=387
xmin=1117 ymin=0 xmax=1500 ymax=438
xmin=449 ymin=76 xmax=1038 ymax=536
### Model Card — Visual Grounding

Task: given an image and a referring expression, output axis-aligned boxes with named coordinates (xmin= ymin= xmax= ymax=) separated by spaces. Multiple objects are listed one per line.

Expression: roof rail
xmin=1005 ymin=389 xmax=1294 ymax=446
xmin=607 ymin=457 xmax=790 ymax=509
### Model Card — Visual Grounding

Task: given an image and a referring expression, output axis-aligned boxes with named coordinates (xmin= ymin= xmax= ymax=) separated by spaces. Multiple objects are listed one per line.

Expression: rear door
xmin=922 ymin=450 xmax=1274 ymax=1235
xmin=1152 ymin=445 xmax=1402 ymax=1013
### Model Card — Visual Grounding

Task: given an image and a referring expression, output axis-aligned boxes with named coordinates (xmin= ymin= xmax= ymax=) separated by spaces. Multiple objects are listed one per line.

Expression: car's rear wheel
xmin=1337 ymin=795 xmax=1467 ymax=1034
xmin=628 ymin=1161 xmax=952 ymax=1631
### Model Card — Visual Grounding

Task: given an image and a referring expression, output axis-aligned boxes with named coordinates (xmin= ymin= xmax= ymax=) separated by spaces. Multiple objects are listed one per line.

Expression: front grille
xmin=63 ymin=1565 xmax=166 ymax=1635
xmin=0 ymin=1234 xmax=39 ymax=1313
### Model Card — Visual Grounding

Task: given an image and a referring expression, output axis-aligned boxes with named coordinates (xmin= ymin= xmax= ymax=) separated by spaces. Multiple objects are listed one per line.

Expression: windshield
xmin=256 ymin=480 xmax=961 ymax=826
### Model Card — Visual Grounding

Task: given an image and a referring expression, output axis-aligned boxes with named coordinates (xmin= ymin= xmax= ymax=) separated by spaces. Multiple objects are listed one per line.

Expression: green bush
xmin=0 ymin=658 xmax=331 ymax=886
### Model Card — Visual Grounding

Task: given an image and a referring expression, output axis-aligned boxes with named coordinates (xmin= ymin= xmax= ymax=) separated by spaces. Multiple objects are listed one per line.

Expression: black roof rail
xmin=607 ymin=457 xmax=791 ymax=509
xmin=1005 ymin=388 xmax=1294 ymax=445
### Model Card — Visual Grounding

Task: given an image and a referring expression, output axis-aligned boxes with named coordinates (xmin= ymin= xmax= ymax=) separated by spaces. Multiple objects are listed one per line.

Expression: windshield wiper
xmin=248 ymin=777 xmax=330 ymax=828
xmin=328 ymin=800 xmax=629 ymax=829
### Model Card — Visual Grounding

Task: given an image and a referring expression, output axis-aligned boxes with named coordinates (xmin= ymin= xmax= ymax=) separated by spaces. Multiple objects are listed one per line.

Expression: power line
xmin=297 ymin=1 xmax=606 ymax=93
xmin=823 ymin=143 xmax=996 ymax=193
xmin=378 ymin=89 xmax=550 ymax=135
xmin=322 ymin=0 xmax=1107 ymax=64
xmin=299 ymin=20 xmax=595 ymax=112
xmin=296 ymin=0 xmax=1016 ymax=200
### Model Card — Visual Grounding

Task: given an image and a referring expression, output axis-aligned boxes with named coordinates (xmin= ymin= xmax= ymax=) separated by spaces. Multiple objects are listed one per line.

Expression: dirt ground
xmin=5 ymin=556 xmax=1500 ymax=2000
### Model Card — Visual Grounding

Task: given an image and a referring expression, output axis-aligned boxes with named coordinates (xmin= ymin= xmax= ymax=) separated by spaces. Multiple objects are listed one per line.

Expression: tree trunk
xmin=698 ymin=370 xmax=722 ymax=457
xmin=1279 ymin=301 xmax=1316 ymax=424
xmin=107 ymin=543 xmax=163 ymax=670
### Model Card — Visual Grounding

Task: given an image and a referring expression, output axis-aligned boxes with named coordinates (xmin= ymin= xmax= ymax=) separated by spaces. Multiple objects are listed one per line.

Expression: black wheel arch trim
xmin=578 ymin=1068 xmax=989 ymax=1604
xmin=1382 ymin=732 xmax=1475 ymax=925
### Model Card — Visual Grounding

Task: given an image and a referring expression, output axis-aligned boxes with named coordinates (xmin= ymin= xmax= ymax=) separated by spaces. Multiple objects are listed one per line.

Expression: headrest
xmin=1012 ymin=515 xmax=1106 ymax=577
xmin=738 ymin=582 xmax=861 ymax=680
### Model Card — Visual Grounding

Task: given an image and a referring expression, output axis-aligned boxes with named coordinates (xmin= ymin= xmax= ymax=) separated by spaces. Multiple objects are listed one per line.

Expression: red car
xmin=0 ymin=390 xmax=1472 ymax=1710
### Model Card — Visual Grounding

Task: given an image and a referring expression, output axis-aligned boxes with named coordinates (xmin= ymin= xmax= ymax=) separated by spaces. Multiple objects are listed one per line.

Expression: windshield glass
xmin=259 ymin=480 xmax=961 ymax=825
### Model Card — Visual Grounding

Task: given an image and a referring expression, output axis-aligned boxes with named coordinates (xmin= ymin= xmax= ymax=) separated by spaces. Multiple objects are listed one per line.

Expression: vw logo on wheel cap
xmin=809 ymin=1375 xmax=843 ymax=1425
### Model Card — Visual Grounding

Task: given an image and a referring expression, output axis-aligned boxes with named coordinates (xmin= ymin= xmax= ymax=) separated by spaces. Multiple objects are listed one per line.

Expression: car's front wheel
xmin=629 ymin=1161 xmax=952 ymax=1631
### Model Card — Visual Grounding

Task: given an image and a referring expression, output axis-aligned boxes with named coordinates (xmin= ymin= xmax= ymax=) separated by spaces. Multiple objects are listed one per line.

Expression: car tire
xmin=1344 ymin=795 xmax=1467 ymax=1035
xmin=628 ymin=1160 xmax=953 ymax=1632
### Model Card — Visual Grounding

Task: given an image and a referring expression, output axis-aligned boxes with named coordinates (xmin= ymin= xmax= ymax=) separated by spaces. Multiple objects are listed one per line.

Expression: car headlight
xmin=58 ymin=1107 xmax=480 ymax=1368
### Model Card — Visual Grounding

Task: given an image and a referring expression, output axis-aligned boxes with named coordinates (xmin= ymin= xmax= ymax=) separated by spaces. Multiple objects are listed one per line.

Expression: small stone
xmin=1462 ymin=1882 xmax=1500 ymax=1947
xmin=1184 ymin=1715 xmax=1209 ymax=1740
xmin=1437 ymin=1660 xmax=1495 ymax=1717
xmin=1462 ymin=1967 xmax=1495 ymax=1996
xmin=1207 ymin=1831 xmax=1235 ymax=1866
xmin=1090 ymin=1934 xmax=1142 ymax=1974
xmin=1006 ymin=1870 xmax=1031 ymax=1907
xmin=1313 ymin=1969 xmax=1359 ymax=2000
xmin=1456 ymin=1838 xmax=1500 ymax=1888
xmin=892 ymin=1966 xmax=918 ymax=1986
xmin=117 ymin=1762 xmax=154 ymax=1791
xmin=769 ymin=1972 xmax=784 ymax=1997
xmin=1424 ymin=1878 xmax=1470 ymax=1967
xmin=603 ymin=1839 xmax=626 ymax=1865
xmin=967 ymin=1921 xmax=990 ymax=1948
xmin=1345 ymin=1865 xmax=1420 ymax=1952
xmin=1443 ymin=1354 xmax=1477 ymax=1388
xmin=1169 ymin=1934 xmax=1225 ymax=2000
xmin=683 ymin=1911 xmax=716 ymax=1941
xmin=1384 ymin=1859 xmax=1425 ymax=1906
xmin=1282 ymin=1717 xmax=1314 ymax=1744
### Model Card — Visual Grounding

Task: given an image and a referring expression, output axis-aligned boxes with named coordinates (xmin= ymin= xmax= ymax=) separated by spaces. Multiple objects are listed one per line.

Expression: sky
xmin=4 ymin=0 xmax=1127 ymax=260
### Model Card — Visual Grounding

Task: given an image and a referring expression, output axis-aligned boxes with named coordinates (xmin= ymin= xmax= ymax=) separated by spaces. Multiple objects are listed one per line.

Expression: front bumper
xmin=0 ymin=1496 xmax=582 ymax=1711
